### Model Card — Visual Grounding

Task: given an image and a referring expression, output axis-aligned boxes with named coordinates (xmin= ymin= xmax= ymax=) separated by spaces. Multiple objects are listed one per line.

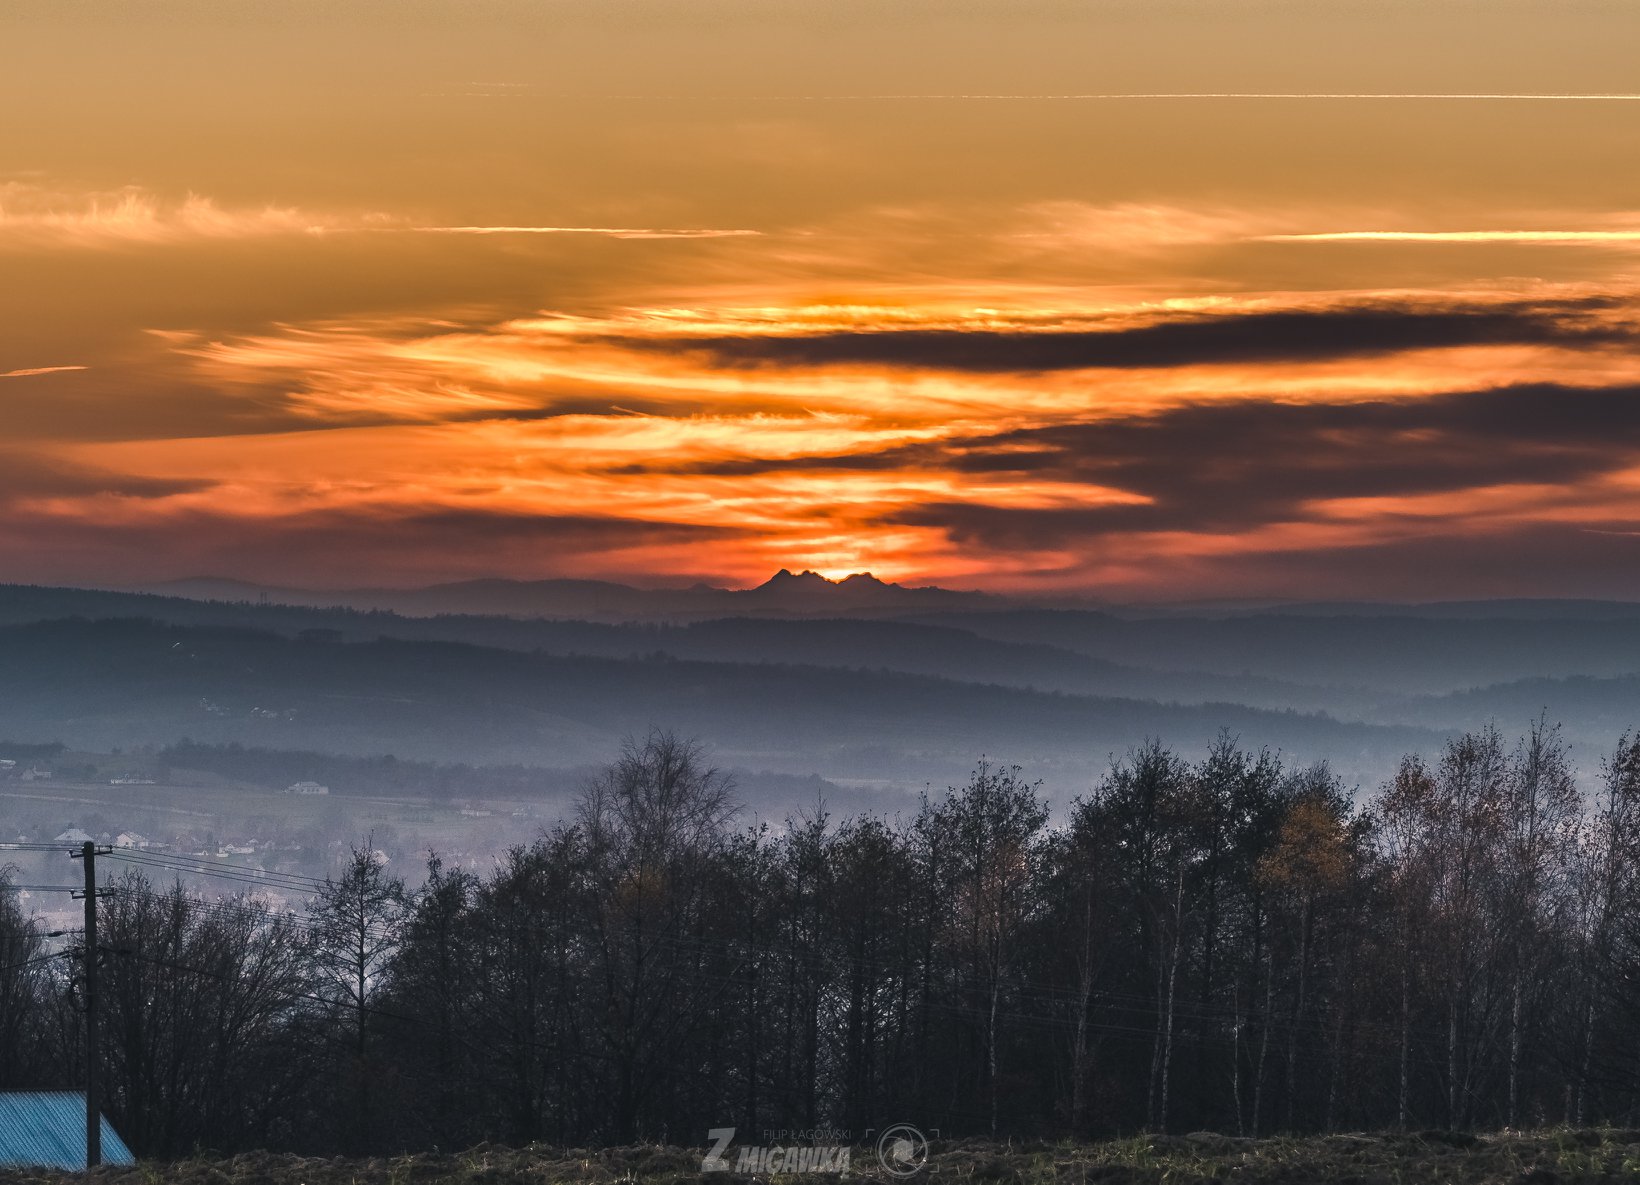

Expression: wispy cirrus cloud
xmin=1006 ymin=201 xmax=1266 ymax=253
xmin=149 ymin=286 xmax=1640 ymax=440
xmin=0 ymin=184 xmax=341 ymax=247
xmin=7 ymin=182 xmax=1632 ymax=263
xmin=0 ymin=183 xmax=759 ymax=250
xmin=1005 ymin=200 xmax=1640 ymax=257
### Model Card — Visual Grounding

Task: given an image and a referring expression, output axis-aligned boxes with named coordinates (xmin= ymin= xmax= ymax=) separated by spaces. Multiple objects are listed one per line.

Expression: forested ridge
xmin=4 ymin=724 xmax=1640 ymax=1156
xmin=0 ymin=616 xmax=1427 ymax=781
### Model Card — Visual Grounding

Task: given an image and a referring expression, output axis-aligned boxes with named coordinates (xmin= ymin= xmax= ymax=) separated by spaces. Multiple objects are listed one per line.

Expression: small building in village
xmin=0 ymin=1092 xmax=135 ymax=1171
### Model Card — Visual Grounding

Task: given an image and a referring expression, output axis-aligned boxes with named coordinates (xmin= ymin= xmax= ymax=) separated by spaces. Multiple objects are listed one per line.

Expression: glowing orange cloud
xmin=9 ymin=158 xmax=1640 ymax=597
xmin=9 ymin=278 xmax=1626 ymax=595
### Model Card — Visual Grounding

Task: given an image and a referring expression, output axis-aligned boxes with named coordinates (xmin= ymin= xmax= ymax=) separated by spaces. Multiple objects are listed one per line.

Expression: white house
xmin=286 ymin=781 xmax=329 ymax=796
xmin=114 ymin=832 xmax=150 ymax=850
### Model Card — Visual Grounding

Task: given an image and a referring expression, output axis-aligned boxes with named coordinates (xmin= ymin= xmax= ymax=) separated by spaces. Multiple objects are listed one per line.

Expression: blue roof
xmin=0 ymin=1093 xmax=135 ymax=1170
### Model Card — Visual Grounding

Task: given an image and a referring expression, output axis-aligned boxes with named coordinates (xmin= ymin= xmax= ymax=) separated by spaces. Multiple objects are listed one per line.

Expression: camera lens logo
xmin=875 ymin=1124 xmax=929 ymax=1177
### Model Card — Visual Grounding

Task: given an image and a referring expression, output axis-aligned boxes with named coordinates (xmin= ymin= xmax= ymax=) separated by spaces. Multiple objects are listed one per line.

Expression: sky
xmin=5 ymin=0 xmax=1640 ymax=598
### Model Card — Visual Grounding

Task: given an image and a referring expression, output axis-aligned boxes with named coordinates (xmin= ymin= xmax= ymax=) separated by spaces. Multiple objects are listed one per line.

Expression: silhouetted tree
xmin=14 ymin=726 xmax=1640 ymax=1152
xmin=310 ymin=843 xmax=406 ymax=1150
xmin=0 ymin=867 xmax=48 ymax=1088
xmin=578 ymin=730 xmax=737 ymax=1140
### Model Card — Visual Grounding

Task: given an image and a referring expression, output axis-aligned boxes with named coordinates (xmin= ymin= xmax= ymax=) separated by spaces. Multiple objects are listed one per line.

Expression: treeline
xmin=0 ymin=740 xmax=68 ymax=761
xmin=5 ymin=725 xmax=1640 ymax=1155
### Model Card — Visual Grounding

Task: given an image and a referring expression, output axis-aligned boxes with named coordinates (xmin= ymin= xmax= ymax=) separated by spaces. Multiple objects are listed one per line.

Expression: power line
xmin=104 ymin=848 xmax=326 ymax=884
xmin=3 ymin=843 xmax=330 ymax=891
xmin=104 ymin=848 xmax=330 ymax=889
xmin=0 ymin=950 xmax=71 ymax=977
xmin=101 ymin=852 xmax=325 ymax=894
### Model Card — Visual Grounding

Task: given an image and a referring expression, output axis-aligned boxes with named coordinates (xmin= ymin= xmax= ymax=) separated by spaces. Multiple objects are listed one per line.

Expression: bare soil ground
xmin=4 ymin=1130 xmax=1639 ymax=1185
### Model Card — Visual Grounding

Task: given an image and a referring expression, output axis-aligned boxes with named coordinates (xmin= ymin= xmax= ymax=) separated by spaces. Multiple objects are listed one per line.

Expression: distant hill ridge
xmin=125 ymin=569 xmax=1000 ymax=620
xmin=100 ymin=572 xmax=1640 ymax=625
xmin=7 ymin=581 xmax=1640 ymax=786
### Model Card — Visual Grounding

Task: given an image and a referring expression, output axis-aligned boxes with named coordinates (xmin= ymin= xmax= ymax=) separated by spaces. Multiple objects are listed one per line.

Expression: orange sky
xmin=6 ymin=0 xmax=1640 ymax=598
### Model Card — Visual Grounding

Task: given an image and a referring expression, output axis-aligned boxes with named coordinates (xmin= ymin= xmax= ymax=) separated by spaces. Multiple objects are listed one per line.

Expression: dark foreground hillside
xmin=5 ymin=1133 xmax=1640 ymax=1185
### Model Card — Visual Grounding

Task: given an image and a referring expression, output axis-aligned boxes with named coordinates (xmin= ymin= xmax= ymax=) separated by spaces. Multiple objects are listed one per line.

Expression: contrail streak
xmin=412 ymin=225 xmax=759 ymax=239
xmin=725 ymin=92 xmax=1640 ymax=102
xmin=1265 ymin=230 xmax=1640 ymax=243
xmin=0 ymin=365 xmax=87 ymax=379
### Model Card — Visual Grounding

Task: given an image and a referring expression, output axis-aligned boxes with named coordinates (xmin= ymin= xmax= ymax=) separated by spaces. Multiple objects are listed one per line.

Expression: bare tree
xmin=310 ymin=842 xmax=406 ymax=1150
xmin=1576 ymin=733 xmax=1640 ymax=1121
xmin=934 ymin=761 xmax=1048 ymax=1136
xmin=0 ymin=866 xmax=47 ymax=1088
xmin=578 ymin=730 xmax=737 ymax=1140
xmin=1499 ymin=718 xmax=1580 ymax=1127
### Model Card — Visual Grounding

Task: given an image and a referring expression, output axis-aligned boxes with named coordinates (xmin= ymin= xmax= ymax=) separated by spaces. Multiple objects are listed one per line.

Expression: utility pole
xmin=70 ymin=841 xmax=110 ymax=1170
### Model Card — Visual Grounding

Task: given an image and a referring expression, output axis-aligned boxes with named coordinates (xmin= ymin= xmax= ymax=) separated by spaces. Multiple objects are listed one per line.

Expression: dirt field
xmin=3 ymin=1131 xmax=1639 ymax=1185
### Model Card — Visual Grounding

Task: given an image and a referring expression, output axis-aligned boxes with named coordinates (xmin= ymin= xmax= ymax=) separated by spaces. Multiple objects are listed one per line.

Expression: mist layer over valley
xmin=3 ymin=575 xmax=1639 ymax=847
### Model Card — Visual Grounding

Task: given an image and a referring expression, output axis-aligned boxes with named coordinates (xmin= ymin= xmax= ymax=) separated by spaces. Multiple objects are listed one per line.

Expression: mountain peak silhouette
xmin=758 ymin=568 xmax=882 ymax=591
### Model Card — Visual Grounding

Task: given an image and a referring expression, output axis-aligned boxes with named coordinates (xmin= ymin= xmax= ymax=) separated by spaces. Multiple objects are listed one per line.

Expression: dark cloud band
xmin=618 ymin=382 xmax=1640 ymax=542
xmin=886 ymin=383 xmax=1640 ymax=540
xmin=601 ymin=299 xmax=1628 ymax=373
